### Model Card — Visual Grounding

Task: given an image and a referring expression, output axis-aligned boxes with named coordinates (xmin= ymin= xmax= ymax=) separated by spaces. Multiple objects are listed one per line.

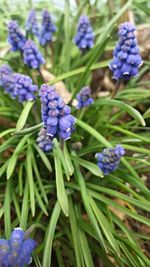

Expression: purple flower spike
xmin=23 ymin=40 xmax=45 ymax=69
xmin=96 ymin=145 xmax=125 ymax=175
xmin=8 ymin=21 xmax=26 ymax=51
xmin=37 ymin=128 xmax=53 ymax=152
xmin=0 ymin=64 xmax=13 ymax=86
xmin=39 ymin=10 xmax=56 ymax=46
xmin=109 ymin=22 xmax=143 ymax=80
xmin=74 ymin=15 xmax=94 ymax=52
xmin=76 ymin=86 xmax=93 ymax=109
xmin=0 ymin=227 xmax=36 ymax=267
xmin=1 ymin=73 xmax=17 ymax=99
xmin=39 ymin=84 xmax=76 ymax=140
xmin=26 ymin=9 xmax=39 ymax=37
xmin=13 ymin=73 xmax=38 ymax=102
xmin=1 ymin=70 xmax=38 ymax=102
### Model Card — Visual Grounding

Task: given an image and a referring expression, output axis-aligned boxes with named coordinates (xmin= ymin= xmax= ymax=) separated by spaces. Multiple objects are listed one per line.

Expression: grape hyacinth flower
xmin=74 ymin=15 xmax=94 ymax=52
xmin=109 ymin=22 xmax=143 ymax=80
xmin=13 ymin=73 xmax=38 ymax=102
xmin=37 ymin=128 xmax=53 ymax=152
xmin=39 ymin=84 xmax=76 ymax=140
xmin=96 ymin=145 xmax=125 ymax=175
xmin=0 ymin=64 xmax=13 ymax=86
xmin=0 ymin=73 xmax=17 ymax=99
xmin=26 ymin=9 xmax=39 ymax=37
xmin=39 ymin=10 xmax=56 ymax=46
xmin=8 ymin=21 xmax=26 ymax=51
xmin=76 ymin=86 xmax=93 ymax=109
xmin=23 ymin=40 xmax=45 ymax=69
xmin=0 ymin=227 xmax=36 ymax=267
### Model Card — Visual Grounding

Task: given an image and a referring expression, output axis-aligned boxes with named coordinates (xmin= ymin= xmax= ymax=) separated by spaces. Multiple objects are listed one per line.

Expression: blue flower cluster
xmin=0 ymin=64 xmax=13 ymax=86
xmin=39 ymin=84 xmax=76 ymax=140
xmin=26 ymin=9 xmax=39 ymax=37
xmin=37 ymin=128 xmax=53 ymax=152
xmin=76 ymin=86 xmax=93 ymax=109
xmin=39 ymin=10 xmax=56 ymax=46
xmin=23 ymin=40 xmax=45 ymax=69
xmin=8 ymin=21 xmax=26 ymax=51
xmin=96 ymin=145 xmax=125 ymax=175
xmin=0 ymin=227 xmax=36 ymax=267
xmin=13 ymin=73 xmax=38 ymax=102
xmin=74 ymin=15 xmax=94 ymax=51
xmin=109 ymin=22 xmax=143 ymax=80
xmin=0 ymin=66 xmax=38 ymax=102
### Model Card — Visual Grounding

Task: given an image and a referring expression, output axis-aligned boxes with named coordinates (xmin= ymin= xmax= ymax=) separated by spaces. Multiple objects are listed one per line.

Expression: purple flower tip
xmin=74 ymin=15 xmax=94 ymax=52
xmin=96 ymin=145 xmax=125 ymax=175
xmin=39 ymin=84 xmax=76 ymax=140
xmin=76 ymin=86 xmax=93 ymax=109
xmin=23 ymin=40 xmax=45 ymax=69
xmin=8 ymin=20 xmax=26 ymax=51
xmin=39 ymin=10 xmax=56 ymax=46
xmin=26 ymin=9 xmax=39 ymax=37
xmin=109 ymin=22 xmax=143 ymax=81
xmin=37 ymin=128 xmax=53 ymax=152
xmin=0 ymin=227 xmax=36 ymax=267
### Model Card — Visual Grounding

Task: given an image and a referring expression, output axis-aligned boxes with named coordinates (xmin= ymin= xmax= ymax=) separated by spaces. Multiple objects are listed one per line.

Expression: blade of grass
xmin=42 ymin=201 xmax=61 ymax=267
xmin=16 ymin=101 xmax=34 ymax=131
xmin=54 ymin=147 xmax=69 ymax=216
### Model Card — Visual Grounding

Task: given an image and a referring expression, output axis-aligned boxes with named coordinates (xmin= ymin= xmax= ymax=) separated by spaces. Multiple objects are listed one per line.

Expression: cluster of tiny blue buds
xmin=39 ymin=10 xmax=56 ymax=46
xmin=76 ymin=86 xmax=93 ymax=109
xmin=8 ymin=21 xmax=26 ymax=51
xmin=109 ymin=22 xmax=143 ymax=80
xmin=0 ymin=68 xmax=37 ymax=102
xmin=37 ymin=128 xmax=53 ymax=152
xmin=0 ymin=64 xmax=13 ymax=87
xmin=96 ymin=145 xmax=125 ymax=175
xmin=13 ymin=73 xmax=38 ymax=102
xmin=23 ymin=40 xmax=45 ymax=69
xmin=74 ymin=15 xmax=94 ymax=52
xmin=39 ymin=84 xmax=76 ymax=140
xmin=0 ymin=227 xmax=36 ymax=267
xmin=0 ymin=70 xmax=17 ymax=99
xmin=26 ymin=9 xmax=39 ymax=37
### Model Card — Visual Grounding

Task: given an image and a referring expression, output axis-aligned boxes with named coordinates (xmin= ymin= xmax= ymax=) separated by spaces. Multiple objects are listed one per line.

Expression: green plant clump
xmin=0 ymin=0 xmax=150 ymax=266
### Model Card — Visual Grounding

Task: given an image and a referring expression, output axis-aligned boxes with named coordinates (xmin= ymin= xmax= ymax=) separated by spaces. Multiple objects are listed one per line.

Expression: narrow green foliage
xmin=54 ymin=147 xmax=69 ymax=216
xmin=16 ymin=101 xmax=34 ymax=131
xmin=42 ymin=202 xmax=61 ymax=267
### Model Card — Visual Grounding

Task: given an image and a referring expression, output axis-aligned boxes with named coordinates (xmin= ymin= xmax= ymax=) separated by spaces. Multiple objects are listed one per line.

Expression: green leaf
xmin=73 ymin=159 xmax=107 ymax=251
xmin=14 ymin=123 xmax=43 ymax=135
xmin=54 ymin=139 xmax=71 ymax=180
xmin=77 ymin=118 xmax=111 ymax=147
xmin=4 ymin=180 xmax=11 ymax=239
xmin=0 ymin=128 xmax=15 ymax=138
xmin=89 ymin=194 xmax=120 ymax=256
xmin=42 ymin=202 xmax=61 ymax=267
xmin=26 ymin=146 xmax=35 ymax=217
xmin=16 ymin=101 xmax=34 ymax=131
xmin=76 ymin=216 xmax=95 ymax=267
xmin=48 ymin=61 xmax=109 ymax=85
xmin=71 ymin=155 xmax=103 ymax=178
xmin=90 ymin=190 xmax=150 ymax=226
xmin=20 ymin=179 xmax=29 ymax=230
xmin=34 ymin=144 xmax=52 ymax=172
xmin=63 ymin=142 xmax=74 ymax=177
xmin=34 ymin=185 xmax=48 ymax=216
xmin=7 ymin=135 xmax=29 ymax=179
xmin=95 ymin=99 xmax=145 ymax=126
xmin=32 ymin=154 xmax=48 ymax=204
xmin=69 ymin=197 xmax=84 ymax=267
xmin=54 ymin=148 xmax=69 ymax=216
